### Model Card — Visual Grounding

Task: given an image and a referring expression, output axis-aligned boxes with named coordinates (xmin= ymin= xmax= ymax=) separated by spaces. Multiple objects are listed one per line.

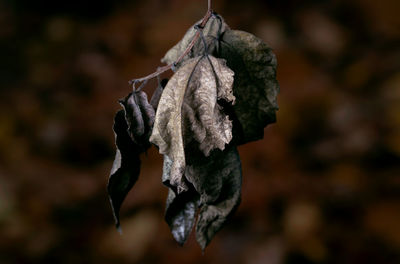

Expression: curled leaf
xmin=161 ymin=14 xmax=229 ymax=67
xmin=218 ymin=30 xmax=279 ymax=144
xmin=150 ymin=78 xmax=168 ymax=110
xmin=185 ymin=145 xmax=242 ymax=250
xmin=107 ymin=110 xmax=141 ymax=230
xmin=163 ymin=145 xmax=242 ymax=249
xmin=150 ymin=55 xmax=235 ymax=193
xmin=163 ymin=155 xmax=199 ymax=245
xmin=162 ymin=13 xmax=279 ymax=144
xmin=119 ymin=91 xmax=155 ymax=150
xmin=108 ymin=91 xmax=155 ymax=229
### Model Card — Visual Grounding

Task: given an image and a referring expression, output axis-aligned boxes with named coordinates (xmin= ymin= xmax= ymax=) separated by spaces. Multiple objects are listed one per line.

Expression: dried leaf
xmin=163 ymin=145 xmax=242 ymax=249
xmin=107 ymin=110 xmax=141 ymax=230
xmin=163 ymin=14 xmax=279 ymax=144
xmin=185 ymin=145 xmax=242 ymax=250
xmin=161 ymin=14 xmax=229 ymax=67
xmin=108 ymin=91 xmax=155 ymax=229
xmin=163 ymin=155 xmax=199 ymax=245
xmin=218 ymin=30 xmax=279 ymax=144
xmin=150 ymin=55 xmax=235 ymax=193
xmin=150 ymin=78 xmax=168 ymax=110
xmin=165 ymin=188 xmax=199 ymax=245
xmin=119 ymin=91 xmax=155 ymax=150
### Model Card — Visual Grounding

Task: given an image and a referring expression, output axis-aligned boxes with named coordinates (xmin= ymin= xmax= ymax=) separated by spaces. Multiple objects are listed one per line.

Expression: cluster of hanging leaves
xmin=107 ymin=13 xmax=279 ymax=250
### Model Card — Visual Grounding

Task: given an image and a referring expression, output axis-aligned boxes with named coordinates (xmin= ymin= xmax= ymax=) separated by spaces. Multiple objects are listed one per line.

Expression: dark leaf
xmin=218 ymin=30 xmax=279 ymax=144
xmin=162 ymin=145 xmax=242 ymax=249
xmin=108 ymin=91 xmax=155 ymax=230
xmin=163 ymin=155 xmax=199 ymax=245
xmin=119 ymin=91 xmax=155 ymax=150
xmin=185 ymin=145 xmax=242 ymax=250
xmin=150 ymin=78 xmax=168 ymax=110
xmin=107 ymin=110 xmax=141 ymax=230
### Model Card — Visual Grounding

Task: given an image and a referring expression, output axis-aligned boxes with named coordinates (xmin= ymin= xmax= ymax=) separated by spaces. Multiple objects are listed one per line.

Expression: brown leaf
xmin=150 ymin=55 xmax=235 ymax=193
xmin=150 ymin=78 xmax=168 ymax=110
xmin=186 ymin=145 xmax=242 ymax=250
xmin=163 ymin=155 xmax=199 ymax=245
xmin=163 ymin=14 xmax=279 ymax=144
xmin=161 ymin=14 xmax=229 ymax=67
xmin=107 ymin=110 xmax=142 ymax=230
xmin=108 ymin=91 xmax=155 ymax=230
xmin=119 ymin=91 xmax=155 ymax=150
xmin=163 ymin=145 xmax=242 ymax=249
xmin=218 ymin=29 xmax=279 ymax=144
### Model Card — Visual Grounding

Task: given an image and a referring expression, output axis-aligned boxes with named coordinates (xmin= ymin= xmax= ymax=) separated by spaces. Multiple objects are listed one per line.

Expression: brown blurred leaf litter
xmin=107 ymin=11 xmax=279 ymax=250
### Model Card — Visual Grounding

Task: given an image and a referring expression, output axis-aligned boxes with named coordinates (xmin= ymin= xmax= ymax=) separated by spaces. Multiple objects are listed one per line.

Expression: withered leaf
xmin=163 ymin=145 xmax=242 ymax=249
xmin=163 ymin=155 xmax=199 ymax=245
xmin=163 ymin=13 xmax=279 ymax=144
xmin=165 ymin=188 xmax=198 ymax=245
xmin=186 ymin=145 xmax=242 ymax=250
xmin=161 ymin=14 xmax=229 ymax=67
xmin=107 ymin=11 xmax=280 ymax=251
xmin=150 ymin=78 xmax=168 ymax=110
xmin=218 ymin=30 xmax=279 ymax=144
xmin=107 ymin=111 xmax=141 ymax=230
xmin=150 ymin=55 xmax=235 ymax=193
xmin=108 ymin=91 xmax=155 ymax=230
xmin=119 ymin=91 xmax=155 ymax=150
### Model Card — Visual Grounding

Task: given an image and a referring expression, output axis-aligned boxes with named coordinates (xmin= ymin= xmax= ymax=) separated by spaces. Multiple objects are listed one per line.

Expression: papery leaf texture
xmin=150 ymin=55 xmax=235 ymax=194
xmin=150 ymin=78 xmax=168 ymax=110
xmin=108 ymin=91 xmax=155 ymax=229
xmin=161 ymin=14 xmax=229 ymax=67
xmin=163 ymin=145 xmax=242 ymax=249
xmin=163 ymin=155 xmax=199 ymax=245
xmin=162 ymin=13 xmax=279 ymax=144
xmin=118 ymin=91 xmax=155 ymax=150
xmin=190 ymin=145 xmax=242 ymax=250
xmin=107 ymin=111 xmax=141 ymax=230
xmin=218 ymin=29 xmax=279 ymax=144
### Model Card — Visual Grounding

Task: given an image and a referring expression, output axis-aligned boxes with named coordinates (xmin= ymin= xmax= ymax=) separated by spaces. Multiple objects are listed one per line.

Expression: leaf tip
xmin=116 ymin=224 xmax=123 ymax=235
xmin=198 ymin=239 xmax=208 ymax=252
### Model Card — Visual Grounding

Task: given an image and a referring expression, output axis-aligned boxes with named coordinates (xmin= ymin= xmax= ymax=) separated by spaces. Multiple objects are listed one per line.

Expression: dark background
xmin=0 ymin=0 xmax=399 ymax=263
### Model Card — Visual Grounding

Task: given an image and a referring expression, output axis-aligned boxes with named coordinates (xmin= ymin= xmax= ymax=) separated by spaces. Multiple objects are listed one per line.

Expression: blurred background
xmin=0 ymin=0 xmax=399 ymax=263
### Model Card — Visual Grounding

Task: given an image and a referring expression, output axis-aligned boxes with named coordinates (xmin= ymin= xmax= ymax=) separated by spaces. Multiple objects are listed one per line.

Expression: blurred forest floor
xmin=0 ymin=0 xmax=399 ymax=263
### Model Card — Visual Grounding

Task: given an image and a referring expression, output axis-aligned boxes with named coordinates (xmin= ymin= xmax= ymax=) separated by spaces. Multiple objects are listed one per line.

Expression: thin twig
xmin=129 ymin=5 xmax=213 ymax=88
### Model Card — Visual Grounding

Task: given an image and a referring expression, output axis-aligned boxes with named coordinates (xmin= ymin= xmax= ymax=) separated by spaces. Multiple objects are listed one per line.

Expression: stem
xmin=129 ymin=4 xmax=213 ymax=88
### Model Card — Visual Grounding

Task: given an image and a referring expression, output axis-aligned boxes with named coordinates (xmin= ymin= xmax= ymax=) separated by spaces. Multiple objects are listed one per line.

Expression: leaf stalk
xmin=129 ymin=5 xmax=213 ymax=90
